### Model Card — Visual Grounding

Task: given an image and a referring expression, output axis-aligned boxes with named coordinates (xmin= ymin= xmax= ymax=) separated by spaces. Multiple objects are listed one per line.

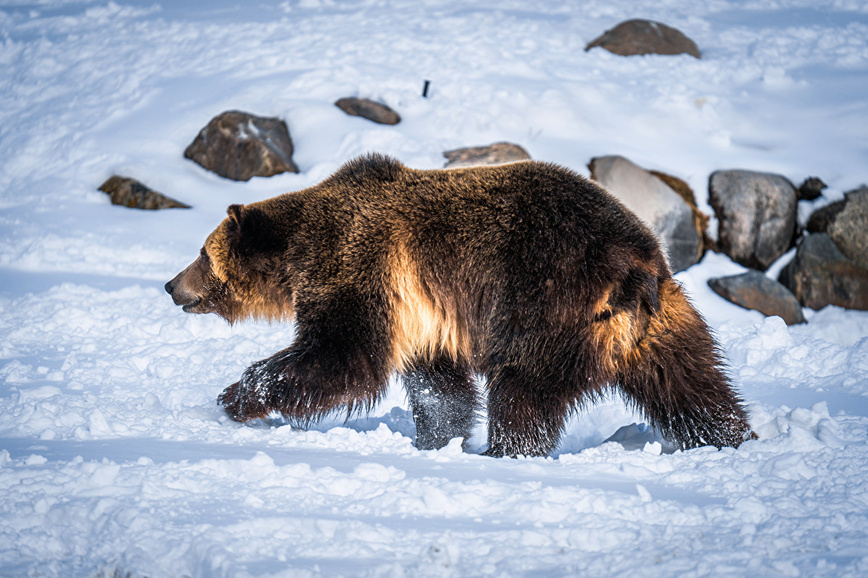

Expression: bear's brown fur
xmin=166 ymin=154 xmax=753 ymax=457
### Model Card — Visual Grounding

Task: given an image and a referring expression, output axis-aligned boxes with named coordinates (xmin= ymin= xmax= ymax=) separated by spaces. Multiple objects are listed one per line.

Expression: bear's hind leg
xmin=615 ymin=279 xmax=753 ymax=450
xmin=402 ymin=356 xmax=477 ymax=450
xmin=483 ymin=367 xmax=571 ymax=458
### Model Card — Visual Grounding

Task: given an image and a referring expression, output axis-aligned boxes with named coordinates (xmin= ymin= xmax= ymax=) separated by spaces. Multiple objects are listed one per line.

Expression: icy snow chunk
xmin=643 ymin=441 xmax=662 ymax=455
xmin=25 ymin=454 xmax=47 ymax=466
xmin=88 ymin=409 xmax=113 ymax=437
xmin=636 ymin=484 xmax=652 ymax=502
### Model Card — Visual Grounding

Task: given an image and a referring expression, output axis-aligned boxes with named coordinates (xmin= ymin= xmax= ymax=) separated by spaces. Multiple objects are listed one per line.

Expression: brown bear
xmin=166 ymin=154 xmax=753 ymax=457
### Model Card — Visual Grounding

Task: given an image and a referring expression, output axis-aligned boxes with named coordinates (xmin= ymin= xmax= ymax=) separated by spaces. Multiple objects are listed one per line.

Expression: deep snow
xmin=1 ymin=0 xmax=868 ymax=576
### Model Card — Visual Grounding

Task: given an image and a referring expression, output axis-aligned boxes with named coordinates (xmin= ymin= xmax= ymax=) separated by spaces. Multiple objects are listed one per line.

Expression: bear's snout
xmin=165 ymin=262 xmax=208 ymax=312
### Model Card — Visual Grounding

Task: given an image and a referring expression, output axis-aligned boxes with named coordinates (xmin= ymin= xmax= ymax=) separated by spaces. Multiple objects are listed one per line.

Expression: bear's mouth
xmin=181 ymin=298 xmax=203 ymax=313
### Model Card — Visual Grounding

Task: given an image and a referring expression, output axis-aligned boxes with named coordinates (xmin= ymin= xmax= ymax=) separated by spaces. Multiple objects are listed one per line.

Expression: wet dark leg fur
xmin=402 ymin=356 xmax=477 ymax=450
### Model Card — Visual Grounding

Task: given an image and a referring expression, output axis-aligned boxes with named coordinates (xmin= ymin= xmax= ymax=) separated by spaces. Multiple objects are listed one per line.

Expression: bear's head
xmin=165 ymin=203 xmax=293 ymax=324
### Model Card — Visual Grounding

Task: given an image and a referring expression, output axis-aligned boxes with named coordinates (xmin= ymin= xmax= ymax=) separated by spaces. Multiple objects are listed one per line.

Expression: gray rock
xmin=650 ymin=169 xmax=713 ymax=253
xmin=443 ymin=143 xmax=531 ymax=168
xmin=98 ymin=176 xmax=190 ymax=210
xmin=798 ymin=177 xmax=826 ymax=201
xmin=335 ymin=97 xmax=401 ymax=125
xmin=709 ymin=170 xmax=797 ymax=271
xmin=585 ymin=19 xmax=701 ymax=58
xmin=806 ymin=185 xmax=868 ymax=269
xmin=708 ymin=270 xmax=804 ymax=325
xmin=778 ymin=233 xmax=868 ymax=311
xmin=589 ymin=155 xmax=702 ymax=272
xmin=184 ymin=110 xmax=299 ymax=181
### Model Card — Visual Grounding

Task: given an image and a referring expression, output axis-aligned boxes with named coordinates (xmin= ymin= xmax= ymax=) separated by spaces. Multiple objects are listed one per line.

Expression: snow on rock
xmin=1 ymin=0 xmax=868 ymax=576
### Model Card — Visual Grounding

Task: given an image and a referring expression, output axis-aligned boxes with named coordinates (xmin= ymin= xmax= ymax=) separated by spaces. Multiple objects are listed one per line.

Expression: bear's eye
xmin=199 ymin=247 xmax=211 ymax=266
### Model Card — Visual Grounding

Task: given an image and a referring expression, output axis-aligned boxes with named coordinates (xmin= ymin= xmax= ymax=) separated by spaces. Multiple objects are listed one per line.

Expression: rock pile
xmin=708 ymin=176 xmax=868 ymax=317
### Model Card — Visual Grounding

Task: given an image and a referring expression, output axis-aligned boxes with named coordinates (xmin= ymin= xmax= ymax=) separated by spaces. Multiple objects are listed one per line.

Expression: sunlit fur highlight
xmin=388 ymin=243 xmax=471 ymax=373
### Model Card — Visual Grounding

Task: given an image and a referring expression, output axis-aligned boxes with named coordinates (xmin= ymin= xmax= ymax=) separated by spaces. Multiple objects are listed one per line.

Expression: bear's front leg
xmin=219 ymin=295 xmax=393 ymax=424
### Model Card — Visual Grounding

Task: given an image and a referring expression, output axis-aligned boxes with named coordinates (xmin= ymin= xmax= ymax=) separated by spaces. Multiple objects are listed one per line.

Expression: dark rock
xmin=443 ymin=142 xmax=531 ymax=168
xmin=778 ymin=233 xmax=868 ymax=311
xmin=806 ymin=186 xmax=868 ymax=269
xmin=585 ymin=19 xmax=701 ymax=58
xmin=589 ymin=155 xmax=702 ymax=272
xmin=98 ymin=176 xmax=190 ymax=210
xmin=709 ymin=170 xmax=798 ymax=271
xmin=708 ymin=270 xmax=805 ymax=325
xmin=798 ymin=177 xmax=826 ymax=201
xmin=184 ymin=110 xmax=299 ymax=181
xmin=335 ymin=97 xmax=401 ymax=125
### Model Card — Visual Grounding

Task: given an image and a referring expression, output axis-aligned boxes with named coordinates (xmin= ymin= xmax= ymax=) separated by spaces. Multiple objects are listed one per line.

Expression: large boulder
xmin=184 ymin=111 xmax=299 ymax=181
xmin=649 ymin=169 xmax=713 ymax=252
xmin=778 ymin=233 xmax=868 ymax=311
xmin=806 ymin=185 xmax=868 ymax=269
xmin=98 ymin=176 xmax=190 ymax=210
xmin=443 ymin=142 xmax=531 ymax=168
xmin=589 ymin=155 xmax=703 ymax=272
xmin=335 ymin=97 xmax=401 ymax=125
xmin=709 ymin=170 xmax=797 ymax=271
xmin=708 ymin=270 xmax=804 ymax=325
xmin=585 ymin=19 xmax=701 ymax=58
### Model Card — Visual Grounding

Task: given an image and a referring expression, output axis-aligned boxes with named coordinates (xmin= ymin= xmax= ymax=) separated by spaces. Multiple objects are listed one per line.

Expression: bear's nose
xmin=165 ymin=280 xmax=174 ymax=295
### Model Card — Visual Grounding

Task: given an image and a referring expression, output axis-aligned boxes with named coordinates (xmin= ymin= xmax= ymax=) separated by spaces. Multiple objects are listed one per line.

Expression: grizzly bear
xmin=166 ymin=154 xmax=753 ymax=457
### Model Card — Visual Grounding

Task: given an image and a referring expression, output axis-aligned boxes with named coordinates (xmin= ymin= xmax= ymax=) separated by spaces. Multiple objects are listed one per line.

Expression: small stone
xmin=708 ymin=270 xmax=805 ymax=325
xmin=335 ymin=97 xmax=401 ymax=125
xmin=184 ymin=110 xmax=299 ymax=181
xmin=778 ymin=233 xmax=868 ymax=311
xmin=709 ymin=170 xmax=798 ymax=271
xmin=98 ymin=176 xmax=190 ymax=210
xmin=585 ymin=19 xmax=701 ymax=59
xmin=443 ymin=143 xmax=531 ymax=168
xmin=798 ymin=177 xmax=827 ymax=201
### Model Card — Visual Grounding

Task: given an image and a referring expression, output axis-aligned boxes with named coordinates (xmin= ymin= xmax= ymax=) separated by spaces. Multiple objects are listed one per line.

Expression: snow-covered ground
xmin=2 ymin=0 xmax=868 ymax=575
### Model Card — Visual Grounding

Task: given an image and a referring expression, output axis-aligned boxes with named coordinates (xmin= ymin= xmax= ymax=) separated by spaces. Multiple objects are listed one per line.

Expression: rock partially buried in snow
xmin=335 ymin=97 xmax=401 ymax=125
xmin=585 ymin=19 xmax=701 ymax=58
xmin=589 ymin=155 xmax=703 ymax=273
xmin=184 ymin=110 xmax=299 ymax=181
xmin=709 ymin=170 xmax=797 ymax=271
xmin=443 ymin=142 xmax=531 ymax=168
xmin=98 ymin=176 xmax=190 ymax=210
xmin=708 ymin=270 xmax=805 ymax=325
xmin=806 ymin=185 xmax=868 ymax=269
xmin=778 ymin=233 xmax=868 ymax=311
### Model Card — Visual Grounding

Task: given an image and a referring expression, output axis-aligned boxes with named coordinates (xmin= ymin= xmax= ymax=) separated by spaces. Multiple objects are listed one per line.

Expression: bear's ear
xmin=226 ymin=204 xmax=245 ymax=243
xmin=225 ymin=203 xmax=279 ymax=254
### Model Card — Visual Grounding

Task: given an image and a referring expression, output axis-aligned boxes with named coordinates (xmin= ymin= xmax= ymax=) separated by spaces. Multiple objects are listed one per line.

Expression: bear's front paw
xmin=218 ymin=381 xmax=270 ymax=422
